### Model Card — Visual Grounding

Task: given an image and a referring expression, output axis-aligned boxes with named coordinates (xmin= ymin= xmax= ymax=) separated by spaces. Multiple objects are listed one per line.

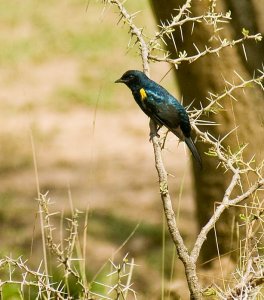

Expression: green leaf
xmin=239 ymin=213 xmax=247 ymax=221
xmin=242 ymin=28 xmax=249 ymax=37
xmin=203 ymin=287 xmax=217 ymax=296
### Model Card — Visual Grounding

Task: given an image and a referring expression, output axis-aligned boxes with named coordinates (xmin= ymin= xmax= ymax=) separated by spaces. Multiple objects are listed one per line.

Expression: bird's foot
xmin=149 ymin=131 xmax=160 ymax=142
xmin=149 ymin=119 xmax=161 ymax=141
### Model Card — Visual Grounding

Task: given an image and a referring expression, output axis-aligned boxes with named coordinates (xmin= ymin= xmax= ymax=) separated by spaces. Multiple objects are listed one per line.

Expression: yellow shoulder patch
xmin=139 ymin=88 xmax=147 ymax=101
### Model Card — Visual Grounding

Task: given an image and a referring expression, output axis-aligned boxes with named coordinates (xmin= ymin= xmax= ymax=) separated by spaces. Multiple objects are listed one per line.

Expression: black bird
xmin=115 ymin=70 xmax=202 ymax=168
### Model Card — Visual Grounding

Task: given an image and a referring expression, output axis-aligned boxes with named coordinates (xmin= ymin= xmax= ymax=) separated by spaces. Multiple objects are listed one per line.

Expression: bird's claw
xmin=149 ymin=132 xmax=160 ymax=142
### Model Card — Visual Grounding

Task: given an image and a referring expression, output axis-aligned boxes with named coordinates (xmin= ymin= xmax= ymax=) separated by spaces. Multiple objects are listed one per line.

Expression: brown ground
xmin=0 ymin=57 xmax=199 ymax=298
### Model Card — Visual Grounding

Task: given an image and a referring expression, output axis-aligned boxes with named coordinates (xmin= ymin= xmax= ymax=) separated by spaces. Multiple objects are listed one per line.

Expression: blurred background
xmin=0 ymin=0 xmax=198 ymax=298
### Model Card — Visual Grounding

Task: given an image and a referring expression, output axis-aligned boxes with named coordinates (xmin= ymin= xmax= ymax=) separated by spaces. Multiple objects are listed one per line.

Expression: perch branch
xmin=105 ymin=0 xmax=202 ymax=298
xmin=107 ymin=0 xmax=149 ymax=75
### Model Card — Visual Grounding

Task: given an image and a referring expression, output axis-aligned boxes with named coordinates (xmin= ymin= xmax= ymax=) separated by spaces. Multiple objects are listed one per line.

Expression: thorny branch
xmin=190 ymin=70 xmax=264 ymax=118
xmin=149 ymin=13 xmax=230 ymax=49
xmin=107 ymin=0 xmax=149 ymax=75
xmin=39 ymin=194 xmax=79 ymax=277
xmin=0 ymin=237 xmax=137 ymax=300
xmin=227 ymin=267 xmax=264 ymax=299
xmin=149 ymin=33 xmax=262 ymax=66
xmin=0 ymin=256 xmax=66 ymax=299
xmin=104 ymin=0 xmax=264 ymax=299
xmin=38 ymin=193 xmax=89 ymax=296
xmin=38 ymin=193 xmax=138 ymax=300
xmin=191 ymin=177 xmax=264 ymax=263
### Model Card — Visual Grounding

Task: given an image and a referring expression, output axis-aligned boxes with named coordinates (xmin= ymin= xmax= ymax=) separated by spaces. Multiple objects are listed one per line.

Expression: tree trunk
xmin=150 ymin=0 xmax=264 ymax=263
xmin=226 ymin=0 xmax=264 ymax=74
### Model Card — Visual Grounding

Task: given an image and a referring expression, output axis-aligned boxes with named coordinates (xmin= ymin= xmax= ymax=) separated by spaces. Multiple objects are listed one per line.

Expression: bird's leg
xmin=149 ymin=119 xmax=161 ymax=141
xmin=161 ymin=129 xmax=170 ymax=149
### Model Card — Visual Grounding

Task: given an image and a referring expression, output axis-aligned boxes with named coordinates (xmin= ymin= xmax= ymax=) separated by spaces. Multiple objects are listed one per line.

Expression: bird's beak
xmin=115 ymin=77 xmax=128 ymax=83
xmin=115 ymin=78 xmax=125 ymax=83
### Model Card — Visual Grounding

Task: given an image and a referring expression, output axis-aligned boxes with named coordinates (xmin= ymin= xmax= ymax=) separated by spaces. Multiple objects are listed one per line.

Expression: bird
xmin=115 ymin=70 xmax=202 ymax=168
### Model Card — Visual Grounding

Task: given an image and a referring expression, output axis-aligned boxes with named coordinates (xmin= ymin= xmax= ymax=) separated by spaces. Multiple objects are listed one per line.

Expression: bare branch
xmin=190 ymin=70 xmax=264 ymax=118
xmin=149 ymin=12 xmax=232 ymax=50
xmin=38 ymin=193 xmax=89 ymax=293
xmin=227 ymin=267 xmax=264 ymax=299
xmin=149 ymin=34 xmax=262 ymax=66
xmin=0 ymin=256 xmax=66 ymax=299
xmin=106 ymin=0 xmax=149 ymax=75
xmin=191 ymin=176 xmax=264 ymax=262
xmin=151 ymin=132 xmax=202 ymax=299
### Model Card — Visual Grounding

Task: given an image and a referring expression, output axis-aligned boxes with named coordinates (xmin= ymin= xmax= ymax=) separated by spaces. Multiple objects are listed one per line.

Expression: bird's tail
xmin=185 ymin=137 xmax=203 ymax=169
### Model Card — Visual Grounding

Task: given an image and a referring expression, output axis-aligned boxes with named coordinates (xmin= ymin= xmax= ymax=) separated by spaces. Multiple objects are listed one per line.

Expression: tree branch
xmin=104 ymin=1 xmax=264 ymax=299
xmin=107 ymin=0 xmax=149 ymax=75
xmin=190 ymin=70 xmax=264 ymax=118
xmin=191 ymin=176 xmax=264 ymax=262
xmin=227 ymin=267 xmax=264 ymax=299
xmin=149 ymin=34 xmax=262 ymax=66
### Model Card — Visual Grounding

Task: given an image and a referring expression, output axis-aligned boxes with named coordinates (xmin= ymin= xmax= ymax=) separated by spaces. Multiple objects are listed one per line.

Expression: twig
xmin=149 ymin=11 xmax=231 ymax=49
xmin=107 ymin=0 xmax=149 ymax=75
xmin=227 ymin=267 xmax=264 ymax=299
xmin=149 ymin=34 xmax=262 ymax=66
xmin=0 ymin=256 xmax=66 ymax=299
xmin=191 ymin=177 xmax=264 ymax=262
xmin=190 ymin=70 xmax=264 ymax=118
xmin=38 ymin=193 xmax=89 ymax=294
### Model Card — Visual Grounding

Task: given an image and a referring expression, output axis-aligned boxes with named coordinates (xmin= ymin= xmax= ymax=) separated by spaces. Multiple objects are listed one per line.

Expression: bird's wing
xmin=145 ymin=88 xmax=191 ymax=138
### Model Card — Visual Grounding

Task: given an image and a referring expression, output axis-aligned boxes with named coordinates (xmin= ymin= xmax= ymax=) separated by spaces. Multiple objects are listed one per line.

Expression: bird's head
xmin=115 ymin=70 xmax=148 ymax=91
